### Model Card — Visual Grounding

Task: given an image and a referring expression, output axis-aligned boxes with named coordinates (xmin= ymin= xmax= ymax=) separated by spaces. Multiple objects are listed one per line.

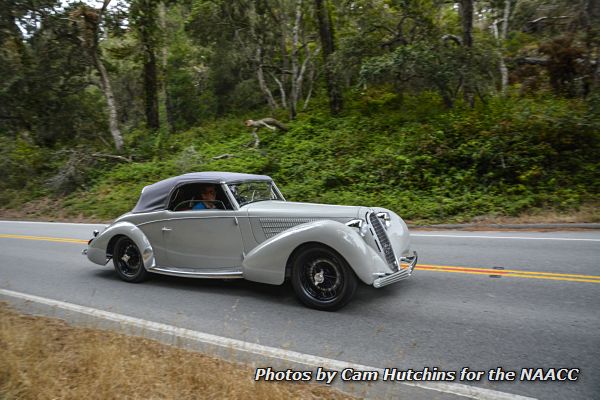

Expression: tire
xmin=291 ymin=245 xmax=357 ymax=311
xmin=113 ymin=236 xmax=148 ymax=283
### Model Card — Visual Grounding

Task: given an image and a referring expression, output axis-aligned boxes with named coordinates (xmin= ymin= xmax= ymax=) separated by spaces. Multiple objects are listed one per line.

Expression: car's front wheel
xmin=291 ymin=245 xmax=357 ymax=311
xmin=113 ymin=236 xmax=148 ymax=283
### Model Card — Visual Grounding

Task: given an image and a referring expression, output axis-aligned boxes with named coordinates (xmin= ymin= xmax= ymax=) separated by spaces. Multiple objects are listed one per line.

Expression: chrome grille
xmin=260 ymin=217 xmax=320 ymax=238
xmin=369 ymin=212 xmax=397 ymax=271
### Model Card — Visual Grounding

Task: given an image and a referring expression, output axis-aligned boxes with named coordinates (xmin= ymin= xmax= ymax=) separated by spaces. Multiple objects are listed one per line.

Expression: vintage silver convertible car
xmin=84 ymin=172 xmax=417 ymax=310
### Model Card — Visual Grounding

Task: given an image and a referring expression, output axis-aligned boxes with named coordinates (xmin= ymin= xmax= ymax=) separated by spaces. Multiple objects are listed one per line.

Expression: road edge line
xmin=0 ymin=288 xmax=536 ymax=400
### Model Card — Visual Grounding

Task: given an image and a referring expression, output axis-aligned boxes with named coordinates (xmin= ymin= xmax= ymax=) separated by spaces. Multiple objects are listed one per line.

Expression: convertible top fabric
xmin=131 ymin=171 xmax=272 ymax=213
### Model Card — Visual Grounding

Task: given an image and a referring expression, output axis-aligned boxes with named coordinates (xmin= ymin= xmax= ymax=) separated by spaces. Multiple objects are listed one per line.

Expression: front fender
xmin=242 ymin=220 xmax=390 ymax=285
xmin=87 ymin=221 xmax=155 ymax=270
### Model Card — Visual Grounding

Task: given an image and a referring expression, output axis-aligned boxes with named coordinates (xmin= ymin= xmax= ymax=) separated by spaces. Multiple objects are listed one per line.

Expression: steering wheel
xmin=173 ymin=200 xmax=193 ymax=211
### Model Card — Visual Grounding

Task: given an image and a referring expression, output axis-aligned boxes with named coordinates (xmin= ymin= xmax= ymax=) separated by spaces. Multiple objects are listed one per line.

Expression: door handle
xmin=162 ymin=227 xmax=172 ymax=232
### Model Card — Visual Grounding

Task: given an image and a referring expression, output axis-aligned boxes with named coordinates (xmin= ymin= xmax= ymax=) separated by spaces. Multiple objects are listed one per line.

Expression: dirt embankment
xmin=0 ymin=303 xmax=356 ymax=400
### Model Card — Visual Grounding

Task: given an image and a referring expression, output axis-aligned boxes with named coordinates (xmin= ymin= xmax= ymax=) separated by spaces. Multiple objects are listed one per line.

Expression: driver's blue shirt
xmin=192 ymin=202 xmax=207 ymax=210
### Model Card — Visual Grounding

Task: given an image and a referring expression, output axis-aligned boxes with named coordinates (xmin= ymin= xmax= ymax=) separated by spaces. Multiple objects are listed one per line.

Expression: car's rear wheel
xmin=291 ymin=245 xmax=357 ymax=311
xmin=113 ymin=236 xmax=148 ymax=283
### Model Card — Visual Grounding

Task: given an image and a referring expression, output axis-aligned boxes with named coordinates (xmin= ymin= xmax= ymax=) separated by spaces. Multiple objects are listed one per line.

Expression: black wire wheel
xmin=291 ymin=245 xmax=358 ymax=311
xmin=113 ymin=236 xmax=148 ymax=283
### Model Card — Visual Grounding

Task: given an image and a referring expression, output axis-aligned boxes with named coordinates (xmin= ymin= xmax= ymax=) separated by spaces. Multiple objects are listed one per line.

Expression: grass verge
xmin=0 ymin=302 xmax=356 ymax=399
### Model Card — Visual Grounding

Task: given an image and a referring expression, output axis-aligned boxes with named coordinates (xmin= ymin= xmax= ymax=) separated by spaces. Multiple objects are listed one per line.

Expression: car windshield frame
xmin=226 ymin=180 xmax=285 ymax=207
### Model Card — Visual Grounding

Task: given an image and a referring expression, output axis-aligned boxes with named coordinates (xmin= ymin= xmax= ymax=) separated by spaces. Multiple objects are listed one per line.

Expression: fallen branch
xmin=91 ymin=153 xmax=132 ymax=162
xmin=244 ymin=118 xmax=289 ymax=148
xmin=514 ymin=57 xmax=549 ymax=66
xmin=442 ymin=34 xmax=462 ymax=46
xmin=212 ymin=153 xmax=235 ymax=160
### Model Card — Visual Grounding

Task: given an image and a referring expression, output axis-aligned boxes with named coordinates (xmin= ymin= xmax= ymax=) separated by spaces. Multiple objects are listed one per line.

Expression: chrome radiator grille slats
xmin=368 ymin=212 xmax=397 ymax=271
xmin=260 ymin=217 xmax=320 ymax=238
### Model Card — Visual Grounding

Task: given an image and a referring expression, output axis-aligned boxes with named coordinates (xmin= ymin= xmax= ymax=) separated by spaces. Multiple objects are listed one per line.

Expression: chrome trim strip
xmin=137 ymin=215 xmax=241 ymax=227
xmin=148 ymin=266 xmax=244 ymax=279
xmin=136 ymin=215 xmax=355 ymax=227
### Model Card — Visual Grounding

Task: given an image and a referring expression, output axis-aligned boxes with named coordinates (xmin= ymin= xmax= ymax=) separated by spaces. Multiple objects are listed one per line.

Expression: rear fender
xmin=87 ymin=221 xmax=155 ymax=269
xmin=242 ymin=220 xmax=389 ymax=285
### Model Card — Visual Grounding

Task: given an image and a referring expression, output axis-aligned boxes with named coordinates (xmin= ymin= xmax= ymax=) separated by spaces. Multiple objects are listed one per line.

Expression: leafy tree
xmin=70 ymin=0 xmax=124 ymax=151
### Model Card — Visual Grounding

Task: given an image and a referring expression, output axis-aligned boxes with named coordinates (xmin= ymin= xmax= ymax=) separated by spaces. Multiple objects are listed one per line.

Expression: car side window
xmin=168 ymin=183 xmax=233 ymax=211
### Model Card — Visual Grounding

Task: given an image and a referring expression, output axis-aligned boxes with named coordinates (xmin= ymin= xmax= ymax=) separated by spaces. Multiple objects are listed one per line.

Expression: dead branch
xmin=523 ymin=16 xmax=570 ymax=33
xmin=90 ymin=152 xmax=132 ymax=162
xmin=268 ymin=71 xmax=288 ymax=109
xmin=212 ymin=153 xmax=236 ymax=160
xmin=514 ymin=57 xmax=549 ymax=66
xmin=245 ymin=118 xmax=288 ymax=131
xmin=244 ymin=117 xmax=289 ymax=148
xmin=442 ymin=34 xmax=462 ymax=46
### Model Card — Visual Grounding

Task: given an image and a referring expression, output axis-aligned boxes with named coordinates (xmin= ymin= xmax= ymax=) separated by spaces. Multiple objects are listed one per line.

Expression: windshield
xmin=227 ymin=181 xmax=283 ymax=207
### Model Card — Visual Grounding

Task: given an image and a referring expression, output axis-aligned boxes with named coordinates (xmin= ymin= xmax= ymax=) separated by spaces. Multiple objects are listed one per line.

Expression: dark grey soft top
xmin=131 ymin=171 xmax=272 ymax=213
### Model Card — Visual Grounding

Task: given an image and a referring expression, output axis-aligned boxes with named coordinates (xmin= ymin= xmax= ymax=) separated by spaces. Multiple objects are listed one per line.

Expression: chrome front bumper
xmin=373 ymin=251 xmax=417 ymax=288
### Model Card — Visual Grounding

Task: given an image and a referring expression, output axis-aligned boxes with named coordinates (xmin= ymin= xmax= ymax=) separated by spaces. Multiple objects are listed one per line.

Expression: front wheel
xmin=113 ymin=236 xmax=148 ymax=283
xmin=291 ymin=245 xmax=357 ymax=311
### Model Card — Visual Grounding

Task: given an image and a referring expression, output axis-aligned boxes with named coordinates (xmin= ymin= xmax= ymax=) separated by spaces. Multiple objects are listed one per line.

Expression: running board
xmin=148 ymin=266 xmax=243 ymax=279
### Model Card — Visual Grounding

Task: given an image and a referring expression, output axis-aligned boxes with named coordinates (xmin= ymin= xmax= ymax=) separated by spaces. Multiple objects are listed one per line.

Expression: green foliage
xmin=0 ymin=137 xmax=49 ymax=207
xmin=2 ymin=0 xmax=599 ymax=223
xmin=3 ymin=89 xmax=598 ymax=222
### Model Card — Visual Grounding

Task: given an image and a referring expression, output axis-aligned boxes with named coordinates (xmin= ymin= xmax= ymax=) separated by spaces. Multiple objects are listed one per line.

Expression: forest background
xmin=1 ymin=0 xmax=598 ymax=224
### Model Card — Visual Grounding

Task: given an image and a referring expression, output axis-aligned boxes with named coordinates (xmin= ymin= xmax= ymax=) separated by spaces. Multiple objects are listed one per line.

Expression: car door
xmin=129 ymin=210 xmax=170 ymax=267
xmin=162 ymin=209 xmax=245 ymax=269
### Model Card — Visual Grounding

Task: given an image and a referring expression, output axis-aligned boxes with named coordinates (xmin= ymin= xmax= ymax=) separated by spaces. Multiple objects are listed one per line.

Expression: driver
xmin=193 ymin=184 xmax=218 ymax=210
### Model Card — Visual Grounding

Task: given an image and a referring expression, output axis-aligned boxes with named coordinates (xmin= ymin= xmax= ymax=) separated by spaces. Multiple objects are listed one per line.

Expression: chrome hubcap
xmin=117 ymin=241 xmax=141 ymax=277
xmin=313 ymin=270 xmax=325 ymax=285
xmin=300 ymin=257 xmax=343 ymax=302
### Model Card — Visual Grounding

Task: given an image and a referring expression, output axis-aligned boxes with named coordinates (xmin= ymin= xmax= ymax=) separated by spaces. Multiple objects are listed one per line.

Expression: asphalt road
xmin=0 ymin=221 xmax=599 ymax=399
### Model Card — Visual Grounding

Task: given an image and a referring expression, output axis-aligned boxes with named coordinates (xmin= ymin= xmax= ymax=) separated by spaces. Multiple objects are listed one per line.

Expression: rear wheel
xmin=291 ymin=245 xmax=357 ymax=311
xmin=113 ymin=236 xmax=148 ymax=283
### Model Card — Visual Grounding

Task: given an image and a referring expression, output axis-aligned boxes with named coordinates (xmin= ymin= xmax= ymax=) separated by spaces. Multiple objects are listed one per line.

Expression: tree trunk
xmin=499 ymin=0 xmax=511 ymax=94
xmin=289 ymin=0 xmax=302 ymax=120
xmin=459 ymin=0 xmax=473 ymax=48
xmin=143 ymin=47 xmax=160 ymax=130
xmin=492 ymin=1 xmax=512 ymax=95
xmin=314 ymin=0 xmax=343 ymax=115
xmin=585 ymin=0 xmax=600 ymax=91
xmin=256 ymin=48 xmax=277 ymax=111
xmin=459 ymin=0 xmax=474 ymax=106
xmin=133 ymin=0 xmax=160 ymax=131
xmin=90 ymin=0 xmax=124 ymax=151
xmin=158 ymin=1 xmax=173 ymax=132
xmin=94 ymin=53 xmax=123 ymax=151
xmin=276 ymin=2 xmax=290 ymax=106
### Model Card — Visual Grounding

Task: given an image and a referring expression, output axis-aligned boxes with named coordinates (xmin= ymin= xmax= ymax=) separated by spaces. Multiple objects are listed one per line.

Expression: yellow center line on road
xmin=1 ymin=233 xmax=598 ymax=284
xmin=418 ymin=264 xmax=600 ymax=279
xmin=417 ymin=264 xmax=600 ymax=284
xmin=0 ymin=234 xmax=88 ymax=244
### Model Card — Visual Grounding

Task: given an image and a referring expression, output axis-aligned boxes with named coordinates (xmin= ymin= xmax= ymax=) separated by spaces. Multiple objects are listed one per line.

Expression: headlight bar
xmin=376 ymin=212 xmax=391 ymax=228
xmin=346 ymin=219 xmax=369 ymax=236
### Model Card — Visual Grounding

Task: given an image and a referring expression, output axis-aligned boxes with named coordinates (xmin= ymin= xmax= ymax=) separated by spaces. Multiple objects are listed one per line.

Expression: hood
xmin=245 ymin=200 xmax=367 ymax=220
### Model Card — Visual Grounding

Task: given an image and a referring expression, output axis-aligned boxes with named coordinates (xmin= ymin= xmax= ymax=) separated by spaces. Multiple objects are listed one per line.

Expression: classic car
xmin=84 ymin=172 xmax=417 ymax=310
